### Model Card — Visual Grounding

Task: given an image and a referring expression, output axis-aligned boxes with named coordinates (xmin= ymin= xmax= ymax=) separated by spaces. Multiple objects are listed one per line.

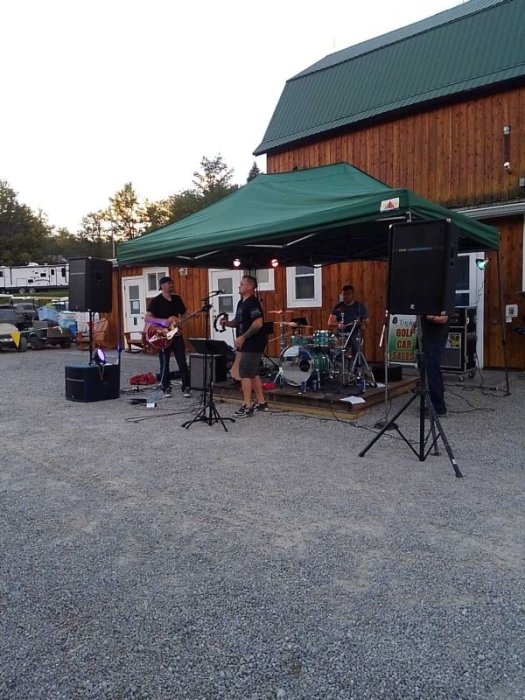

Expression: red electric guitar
xmin=144 ymin=310 xmax=201 ymax=350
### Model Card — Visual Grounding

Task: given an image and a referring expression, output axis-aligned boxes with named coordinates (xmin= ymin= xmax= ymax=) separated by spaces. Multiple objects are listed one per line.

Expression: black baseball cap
xmin=159 ymin=276 xmax=173 ymax=288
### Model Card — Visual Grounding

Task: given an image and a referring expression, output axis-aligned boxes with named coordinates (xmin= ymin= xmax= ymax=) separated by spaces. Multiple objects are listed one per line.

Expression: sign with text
xmin=388 ymin=314 xmax=417 ymax=365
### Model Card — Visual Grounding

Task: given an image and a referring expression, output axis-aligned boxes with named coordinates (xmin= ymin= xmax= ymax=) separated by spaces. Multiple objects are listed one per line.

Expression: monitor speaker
xmin=69 ymin=257 xmax=113 ymax=312
xmin=189 ymin=354 xmax=227 ymax=390
xmin=65 ymin=364 xmax=120 ymax=402
xmin=387 ymin=219 xmax=458 ymax=315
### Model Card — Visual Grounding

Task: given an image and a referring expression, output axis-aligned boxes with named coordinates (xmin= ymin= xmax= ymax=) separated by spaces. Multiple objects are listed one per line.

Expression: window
xmin=247 ymin=268 xmax=275 ymax=292
xmin=145 ymin=268 xmax=168 ymax=293
xmin=286 ymin=266 xmax=322 ymax=308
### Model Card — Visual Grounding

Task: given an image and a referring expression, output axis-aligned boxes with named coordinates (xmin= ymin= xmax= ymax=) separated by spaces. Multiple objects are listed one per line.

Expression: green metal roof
xmin=254 ymin=0 xmax=525 ymax=155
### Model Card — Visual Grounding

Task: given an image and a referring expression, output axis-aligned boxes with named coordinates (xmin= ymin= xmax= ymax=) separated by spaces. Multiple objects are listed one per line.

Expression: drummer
xmin=327 ymin=284 xmax=369 ymax=356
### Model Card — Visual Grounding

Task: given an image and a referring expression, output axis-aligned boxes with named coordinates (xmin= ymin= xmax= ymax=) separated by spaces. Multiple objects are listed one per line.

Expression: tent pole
xmin=116 ymin=265 xmax=123 ymax=373
xmin=496 ymin=249 xmax=510 ymax=395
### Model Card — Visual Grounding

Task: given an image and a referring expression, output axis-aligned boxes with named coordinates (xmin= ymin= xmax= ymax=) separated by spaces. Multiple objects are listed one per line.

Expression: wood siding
xmin=267 ymin=84 xmax=525 ymax=370
xmin=267 ymin=85 xmax=525 ymax=206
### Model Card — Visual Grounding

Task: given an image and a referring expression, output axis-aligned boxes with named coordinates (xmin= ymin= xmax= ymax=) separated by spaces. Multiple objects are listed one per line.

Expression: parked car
xmin=0 ymin=306 xmax=29 ymax=352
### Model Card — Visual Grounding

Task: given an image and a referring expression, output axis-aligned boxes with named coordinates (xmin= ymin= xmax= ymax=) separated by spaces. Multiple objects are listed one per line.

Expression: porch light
xmin=270 ymin=258 xmax=279 ymax=268
xmin=233 ymin=258 xmax=241 ymax=268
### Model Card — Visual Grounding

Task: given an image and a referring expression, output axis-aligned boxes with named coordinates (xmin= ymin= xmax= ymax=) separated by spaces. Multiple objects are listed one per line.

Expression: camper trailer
xmin=0 ymin=264 xmax=69 ymax=293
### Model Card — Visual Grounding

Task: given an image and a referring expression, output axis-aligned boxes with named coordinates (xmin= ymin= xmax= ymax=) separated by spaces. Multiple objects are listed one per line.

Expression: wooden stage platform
xmin=213 ymin=373 xmax=420 ymax=420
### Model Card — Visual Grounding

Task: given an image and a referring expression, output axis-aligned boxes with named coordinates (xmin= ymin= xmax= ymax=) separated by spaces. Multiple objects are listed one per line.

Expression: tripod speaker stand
xmin=359 ymin=317 xmax=462 ymax=478
xmin=182 ymin=338 xmax=234 ymax=431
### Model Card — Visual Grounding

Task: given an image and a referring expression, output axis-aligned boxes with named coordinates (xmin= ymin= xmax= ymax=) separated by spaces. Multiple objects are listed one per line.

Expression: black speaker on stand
xmin=387 ymin=219 xmax=458 ymax=315
xmin=69 ymin=257 xmax=113 ymax=312
xmin=360 ymin=219 xmax=462 ymax=478
xmin=66 ymin=257 xmax=119 ymax=401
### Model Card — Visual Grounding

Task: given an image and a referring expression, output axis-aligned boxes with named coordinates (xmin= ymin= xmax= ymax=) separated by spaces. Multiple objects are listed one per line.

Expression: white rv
xmin=0 ymin=264 xmax=69 ymax=293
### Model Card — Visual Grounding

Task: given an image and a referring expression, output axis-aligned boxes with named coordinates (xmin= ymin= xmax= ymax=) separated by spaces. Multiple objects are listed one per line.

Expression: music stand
xmin=182 ymin=338 xmax=234 ymax=431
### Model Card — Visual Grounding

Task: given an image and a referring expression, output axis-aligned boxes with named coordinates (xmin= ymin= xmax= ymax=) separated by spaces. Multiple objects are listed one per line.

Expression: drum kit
xmin=270 ymin=310 xmax=376 ymax=392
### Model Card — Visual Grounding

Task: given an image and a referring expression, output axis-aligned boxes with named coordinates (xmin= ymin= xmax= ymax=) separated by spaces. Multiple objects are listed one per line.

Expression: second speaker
xmin=69 ymin=257 xmax=113 ymax=312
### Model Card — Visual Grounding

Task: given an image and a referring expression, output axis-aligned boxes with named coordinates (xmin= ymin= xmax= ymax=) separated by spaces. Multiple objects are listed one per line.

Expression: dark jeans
xmin=423 ymin=341 xmax=446 ymax=413
xmin=158 ymin=335 xmax=190 ymax=392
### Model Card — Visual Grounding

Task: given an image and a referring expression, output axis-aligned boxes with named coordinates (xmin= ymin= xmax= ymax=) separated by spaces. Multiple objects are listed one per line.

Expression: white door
xmin=208 ymin=269 xmax=243 ymax=341
xmin=122 ymin=277 xmax=146 ymax=335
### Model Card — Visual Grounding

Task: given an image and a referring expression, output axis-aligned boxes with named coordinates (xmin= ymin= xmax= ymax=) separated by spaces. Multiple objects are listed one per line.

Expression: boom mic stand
xmin=359 ymin=316 xmax=462 ymax=478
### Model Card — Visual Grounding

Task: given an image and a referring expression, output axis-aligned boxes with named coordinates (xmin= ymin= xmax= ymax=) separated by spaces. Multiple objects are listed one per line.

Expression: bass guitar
xmin=144 ymin=310 xmax=201 ymax=350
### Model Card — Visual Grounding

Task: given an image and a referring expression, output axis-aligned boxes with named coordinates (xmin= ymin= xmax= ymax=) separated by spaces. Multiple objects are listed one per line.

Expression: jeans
xmin=158 ymin=335 xmax=190 ymax=392
xmin=423 ymin=341 xmax=446 ymax=413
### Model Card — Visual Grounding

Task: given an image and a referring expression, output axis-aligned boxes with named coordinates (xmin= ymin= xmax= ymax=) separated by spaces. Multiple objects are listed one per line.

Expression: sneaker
xmin=182 ymin=388 xmax=191 ymax=398
xmin=252 ymin=401 xmax=269 ymax=412
xmin=162 ymin=387 xmax=172 ymax=398
xmin=233 ymin=404 xmax=254 ymax=418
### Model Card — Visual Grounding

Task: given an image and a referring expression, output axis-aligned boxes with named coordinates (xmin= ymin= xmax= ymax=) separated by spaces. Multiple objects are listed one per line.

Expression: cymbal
xmin=269 ymin=309 xmax=294 ymax=314
xmin=277 ymin=321 xmax=299 ymax=327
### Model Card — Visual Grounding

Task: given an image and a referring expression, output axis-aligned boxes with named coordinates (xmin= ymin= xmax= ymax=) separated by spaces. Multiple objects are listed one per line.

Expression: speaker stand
xmin=359 ymin=319 xmax=462 ymax=478
xmin=374 ymin=310 xmax=398 ymax=430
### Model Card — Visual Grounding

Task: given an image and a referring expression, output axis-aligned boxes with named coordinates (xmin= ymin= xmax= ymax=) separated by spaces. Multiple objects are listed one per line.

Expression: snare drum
xmin=313 ymin=329 xmax=330 ymax=347
xmin=280 ymin=345 xmax=331 ymax=386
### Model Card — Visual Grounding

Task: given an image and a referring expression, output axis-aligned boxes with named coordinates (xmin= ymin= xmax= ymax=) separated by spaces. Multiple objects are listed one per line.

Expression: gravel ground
xmin=0 ymin=348 xmax=524 ymax=700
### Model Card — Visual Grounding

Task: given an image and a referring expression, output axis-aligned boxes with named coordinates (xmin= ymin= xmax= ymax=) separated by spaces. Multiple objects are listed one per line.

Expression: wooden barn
xmin=113 ymin=0 xmax=525 ymax=371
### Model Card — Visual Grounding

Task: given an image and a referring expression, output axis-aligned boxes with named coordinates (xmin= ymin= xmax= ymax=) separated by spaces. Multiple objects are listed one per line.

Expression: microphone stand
xmin=374 ymin=309 xmax=397 ymax=430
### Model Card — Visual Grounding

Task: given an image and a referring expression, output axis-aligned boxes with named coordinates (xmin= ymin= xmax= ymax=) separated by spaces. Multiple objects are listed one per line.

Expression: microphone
xmin=202 ymin=289 xmax=224 ymax=300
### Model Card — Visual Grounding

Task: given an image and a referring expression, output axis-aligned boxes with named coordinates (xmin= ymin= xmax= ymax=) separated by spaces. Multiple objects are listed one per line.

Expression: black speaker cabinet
xmin=441 ymin=306 xmax=477 ymax=373
xmin=69 ymin=257 xmax=113 ymax=312
xmin=65 ymin=364 xmax=120 ymax=402
xmin=371 ymin=363 xmax=403 ymax=383
xmin=387 ymin=219 xmax=458 ymax=315
xmin=189 ymin=354 xmax=227 ymax=390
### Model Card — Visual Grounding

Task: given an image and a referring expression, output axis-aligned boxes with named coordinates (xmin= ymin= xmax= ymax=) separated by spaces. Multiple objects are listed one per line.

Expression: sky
xmin=1 ymin=0 xmax=464 ymax=233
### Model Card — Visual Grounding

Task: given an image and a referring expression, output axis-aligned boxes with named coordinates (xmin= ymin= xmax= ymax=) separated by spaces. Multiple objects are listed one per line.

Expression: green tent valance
xmin=117 ymin=163 xmax=499 ymax=268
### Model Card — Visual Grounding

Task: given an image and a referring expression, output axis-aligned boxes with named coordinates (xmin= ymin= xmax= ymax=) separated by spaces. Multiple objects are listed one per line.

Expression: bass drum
xmin=280 ymin=345 xmax=331 ymax=386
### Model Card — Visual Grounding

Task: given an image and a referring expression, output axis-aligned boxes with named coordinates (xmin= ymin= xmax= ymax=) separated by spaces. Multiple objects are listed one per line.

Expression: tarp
xmin=117 ymin=163 xmax=499 ymax=268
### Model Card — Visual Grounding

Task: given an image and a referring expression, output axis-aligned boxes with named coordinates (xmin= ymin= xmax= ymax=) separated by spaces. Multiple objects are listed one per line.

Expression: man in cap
xmin=145 ymin=276 xmax=191 ymax=397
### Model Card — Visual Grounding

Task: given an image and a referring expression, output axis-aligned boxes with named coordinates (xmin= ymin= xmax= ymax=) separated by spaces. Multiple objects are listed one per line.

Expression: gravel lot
xmin=1 ymin=348 xmax=524 ymax=700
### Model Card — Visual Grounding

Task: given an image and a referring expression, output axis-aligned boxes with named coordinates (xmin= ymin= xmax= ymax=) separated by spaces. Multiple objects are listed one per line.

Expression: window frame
xmin=285 ymin=265 xmax=323 ymax=308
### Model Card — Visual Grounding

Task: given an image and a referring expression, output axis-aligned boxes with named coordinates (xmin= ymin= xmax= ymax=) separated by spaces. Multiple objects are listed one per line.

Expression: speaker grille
xmin=387 ymin=220 xmax=458 ymax=315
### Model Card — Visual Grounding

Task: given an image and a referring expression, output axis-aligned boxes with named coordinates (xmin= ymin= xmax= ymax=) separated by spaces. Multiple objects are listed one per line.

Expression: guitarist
xmin=145 ymin=276 xmax=191 ymax=398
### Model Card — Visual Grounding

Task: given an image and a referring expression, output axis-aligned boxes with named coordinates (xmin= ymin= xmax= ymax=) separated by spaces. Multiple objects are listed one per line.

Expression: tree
xmin=107 ymin=182 xmax=145 ymax=244
xmin=163 ymin=155 xmax=238 ymax=227
xmin=192 ymin=155 xmax=237 ymax=205
xmin=247 ymin=161 xmax=262 ymax=182
xmin=0 ymin=180 xmax=51 ymax=265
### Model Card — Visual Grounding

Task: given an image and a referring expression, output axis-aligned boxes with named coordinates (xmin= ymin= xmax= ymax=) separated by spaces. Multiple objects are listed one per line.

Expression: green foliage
xmin=164 ymin=155 xmax=238 ymax=227
xmin=1 ymin=154 xmax=241 ymax=260
xmin=0 ymin=181 xmax=51 ymax=265
xmin=247 ymin=161 xmax=262 ymax=182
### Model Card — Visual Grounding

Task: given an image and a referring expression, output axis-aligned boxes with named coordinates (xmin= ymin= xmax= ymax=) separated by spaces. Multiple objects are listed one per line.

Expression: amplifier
xmin=189 ymin=354 xmax=227 ymax=390
xmin=371 ymin=363 xmax=403 ymax=382
xmin=441 ymin=306 xmax=477 ymax=373
xmin=65 ymin=364 xmax=120 ymax=402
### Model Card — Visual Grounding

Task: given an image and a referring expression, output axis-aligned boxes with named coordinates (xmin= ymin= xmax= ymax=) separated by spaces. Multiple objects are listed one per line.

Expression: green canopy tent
xmin=116 ymin=163 xmax=508 ymax=391
xmin=117 ymin=163 xmax=499 ymax=268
